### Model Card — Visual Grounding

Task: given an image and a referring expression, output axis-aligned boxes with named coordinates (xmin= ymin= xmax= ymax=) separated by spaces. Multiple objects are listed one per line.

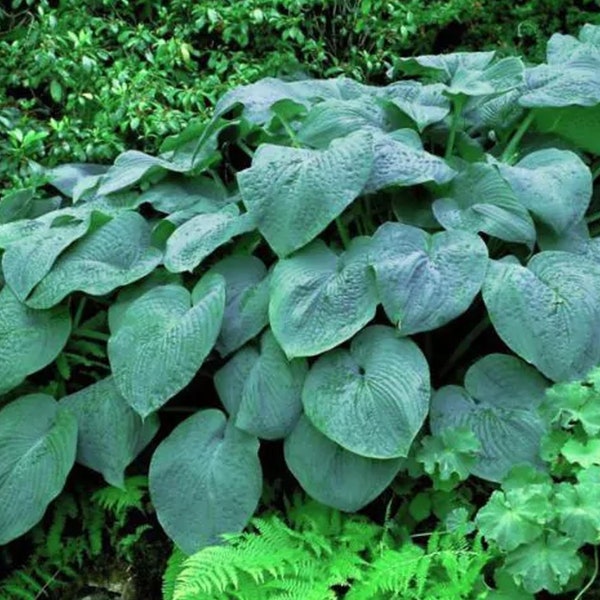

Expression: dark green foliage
xmin=1 ymin=0 xmax=598 ymax=188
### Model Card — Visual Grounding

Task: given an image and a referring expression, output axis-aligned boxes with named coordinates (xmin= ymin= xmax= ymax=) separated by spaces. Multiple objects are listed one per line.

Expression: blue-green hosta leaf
xmin=269 ymin=239 xmax=378 ymax=358
xmin=97 ymin=150 xmax=190 ymax=196
xmin=214 ymin=77 xmax=373 ymax=124
xmin=370 ymin=222 xmax=488 ymax=334
xmin=0 ymin=395 xmax=77 ymax=544
xmin=447 ymin=57 xmax=524 ymax=97
xmin=149 ymin=409 xmax=262 ymax=554
xmin=60 ymin=377 xmax=159 ymax=488
xmin=164 ymin=205 xmax=256 ymax=273
xmin=237 ymin=130 xmax=374 ymax=257
xmin=2 ymin=210 xmax=109 ymax=302
xmin=433 ymin=162 xmax=536 ymax=245
xmin=214 ymin=330 xmax=306 ymax=440
xmin=26 ymin=212 xmax=163 ymax=309
xmin=464 ymin=89 xmax=524 ymax=134
xmin=382 ymin=81 xmax=451 ymax=130
xmin=46 ymin=163 xmax=108 ymax=199
xmin=482 ymin=252 xmax=600 ymax=381
xmin=431 ymin=354 xmax=548 ymax=482
xmin=395 ymin=51 xmax=496 ymax=80
xmin=297 ymin=97 xmax=395 ymax=148
xmin=284 ymin=415 xmax=404 ymax=512
xmin=206 ymin=256 xmax=271 ymax=356
xmin=0 ymin=286 xmax=71 ymax=394
xmin=536 ymin=221 xmax=600 ymax=261
xmin=109 ymin=277 xmax=225 ymax=417
xmin=497 ymin=149 xmax=592 ymax=234
xmin=136 ymin=175 xmax=228 ymax=215
xmin=364 ymin=130 xmax=455 ymax=194
xmin=303 ymin=325 xmax=430 ymax=459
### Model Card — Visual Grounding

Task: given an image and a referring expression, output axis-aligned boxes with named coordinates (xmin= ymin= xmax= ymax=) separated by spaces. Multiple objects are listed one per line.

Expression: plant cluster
xmin=0 ymin=22 xmax=600 ymax=598
xmin=2 ymin=0 xmax=598 ymax=188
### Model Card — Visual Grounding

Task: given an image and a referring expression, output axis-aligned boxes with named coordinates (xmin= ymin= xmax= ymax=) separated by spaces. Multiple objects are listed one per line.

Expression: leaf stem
xmin=593 ymin=164 xmax=600 ymax=181
xmin=237 ymin=140 xmax=255 ymax=158
xmin=73 ymin=329 xmax=110 ymax=342
xmin=440 ymin=316 xmax=490 ymax=379
xmin=574 ymin=546 xmax=598 ymax=600
xmin=500 ymin=110 xmax=535 ymax=164
xmin=335 ymin=216 xmax=351 ymax=250
xmin=73 ymin=297 xmax=87 ymax=329
xmin=279 ymin=115 xmax=300 ymax=148
xmin=445 ymin=96 xmax=465 ymax=160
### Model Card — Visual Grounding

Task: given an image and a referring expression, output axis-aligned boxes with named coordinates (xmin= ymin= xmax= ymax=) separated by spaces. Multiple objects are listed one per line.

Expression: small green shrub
xmin=0 ymin=22 xmax=599 ymax=598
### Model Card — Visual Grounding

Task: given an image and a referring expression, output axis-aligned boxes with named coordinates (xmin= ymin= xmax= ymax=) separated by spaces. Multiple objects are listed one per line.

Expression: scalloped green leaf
xmin=370 ymin=222 xmax=488 ymax=334
xmin=108 ymin=276 xmax=225 ymax=417
xmin=0 ymin=286 xmax=71 ymax=394
xmin=214 ymin=330 xmax=306 ymax=440
xmin=164 ymin=205 xmax=256 ymax=273
xmin=0 ymin=394 xmax=77 ymax=544
xmin=284 ymin=415 xmax=404 ymax=512
xmin=269 ymin=239 xmax=378 ymax=358
xmin=433 ymin=162 xmax=536 ymax=244
xmin=303 ymin=325 xmax=430 ymax=459
xmin=497 ymin=149 xmax=592 ymax=234
xmin=431 ymin=354 xmax=549 ymax=482
xmin=26 ymin=211 xmax=163 ymax=309
xmin=60 ymin=377 xmax=159 ymax=488
xmin=364 ymin=130 xmax=455 ymax=193
xmin=149 ymin=409 xmax=262 ymax=555
xmin=237 ymin=130 xmax=374 ymax=257
xmin=482 ymin=252 xmax=600 ymax=381
xmin=206 ymin=255 xmax=271 ymax=356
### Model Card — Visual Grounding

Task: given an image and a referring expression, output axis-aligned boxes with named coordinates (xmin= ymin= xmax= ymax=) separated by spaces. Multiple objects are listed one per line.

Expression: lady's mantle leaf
xmin=164 ymin=205 xmax=256 ymax=273
xmin=303 ymin=325 xmax=430 ymax=459
xmin=0 ymin=286 xmax=71 ymax=395
xmin=482 ymin=252 xmax=600 ymax=382
xmin=149 ymin=409 xmax=262 ymax=555
xmin=61 ymin=377 xmax=159 ymax=488
xmin=237 ymin=130 xmax=373 ymax=257
xmin=497 ymin=149 xmax=592 ymax=234
xmin=26 ymin=211 xmax=163 ymax=309
xmin=433 ymin=162 xmax=536 ymax=245
xmin=431 ymin=354 xmax=548 ymax=482
xmin=0 ymin=395 xmax=77 ymax=544
xmin=206 ymin=255 xmax=271 ymax=356
xmin=370 ymin=222 xmax=488 ymax=335
xmin=108 ymin=277 xmax=225 ymax=418
xmin=269 ymin=239 xmax=378 ymax=358
xmin=284 ymin=415 xmax=404 ymax=512
xmin=214 ymin=330 xmax=306 ymax=440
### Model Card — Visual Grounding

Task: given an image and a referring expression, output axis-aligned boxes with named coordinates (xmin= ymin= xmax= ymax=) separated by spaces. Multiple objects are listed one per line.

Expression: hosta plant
xmin=1 ymin=23 xmax=599 ymax=595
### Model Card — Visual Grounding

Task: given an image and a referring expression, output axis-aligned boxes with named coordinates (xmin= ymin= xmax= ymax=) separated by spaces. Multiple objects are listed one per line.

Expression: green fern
xmin=163 ymin=494 xmax=492 ymax=600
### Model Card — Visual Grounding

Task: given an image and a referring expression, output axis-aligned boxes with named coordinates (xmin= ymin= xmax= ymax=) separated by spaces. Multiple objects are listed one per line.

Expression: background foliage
xmin=1 ymin=0 xmax=599 ymax=189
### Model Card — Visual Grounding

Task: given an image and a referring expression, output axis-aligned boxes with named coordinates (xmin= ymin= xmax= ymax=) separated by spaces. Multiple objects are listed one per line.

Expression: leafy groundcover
xmin=1 ymin=22 xmax=600 ymax=599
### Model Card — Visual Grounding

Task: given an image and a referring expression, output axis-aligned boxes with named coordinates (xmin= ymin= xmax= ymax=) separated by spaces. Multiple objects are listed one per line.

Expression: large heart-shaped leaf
xmin=430 ymin=354 xmax=548 ymax=482
xmin=433 ymin=162 xmax=536 ymax=245
xmin=269 ymin=239 xmax=378 ymax=358
xmin=237 ymin=130 xmax=373 ymax=257
xmin=2 ymin=210 xmax=109 ymax=302
xmin=0 ymin=394 xmax=77 ymax=544
xmin=482 ymin=252 xmax=600 ymax=381
xmin=284 ymin=415 xmax=404 ymax=512
xmin=497 ymin=149 xmax=592 ymax=234
xmin=164 ymin=205 xmax=255 ymax=273
xmin=364 ymin=130 xmax=455 ymax=194
xmin=149 ymin=409 xmax=262 ymax=555
xmin=382 ymin=81 xmax=451 ymax=130
xmin=395 ymin=51 xmax=496 ymax=80
xmin=60 ymin=377 xmax=159 ymax=488
xmin=214 ymin=330 xmax=307 ymax=440
xmin=0 ymin=286 xmax=71 ymax=394
xmin=370 ymin=222 xmax=488 ymax=334
xmin=46 ymin=163 xmax=108 ymax=199
xmin=206 ymin=256 xmax=271 ymax=356
xmin=303 ymin=326 xmax=430 ymax=459
xmin=108 ymin=276 xmax=225 ymax=417
xmin=26 ymin=211 xmax=163 ymax=309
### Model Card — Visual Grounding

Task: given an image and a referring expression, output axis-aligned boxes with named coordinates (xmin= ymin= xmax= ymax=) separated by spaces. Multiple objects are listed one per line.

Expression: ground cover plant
xmin=1 ymin=22 xmax=600 ymax=597
xmin=2 ymin=0 xmax=598 ymax=190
